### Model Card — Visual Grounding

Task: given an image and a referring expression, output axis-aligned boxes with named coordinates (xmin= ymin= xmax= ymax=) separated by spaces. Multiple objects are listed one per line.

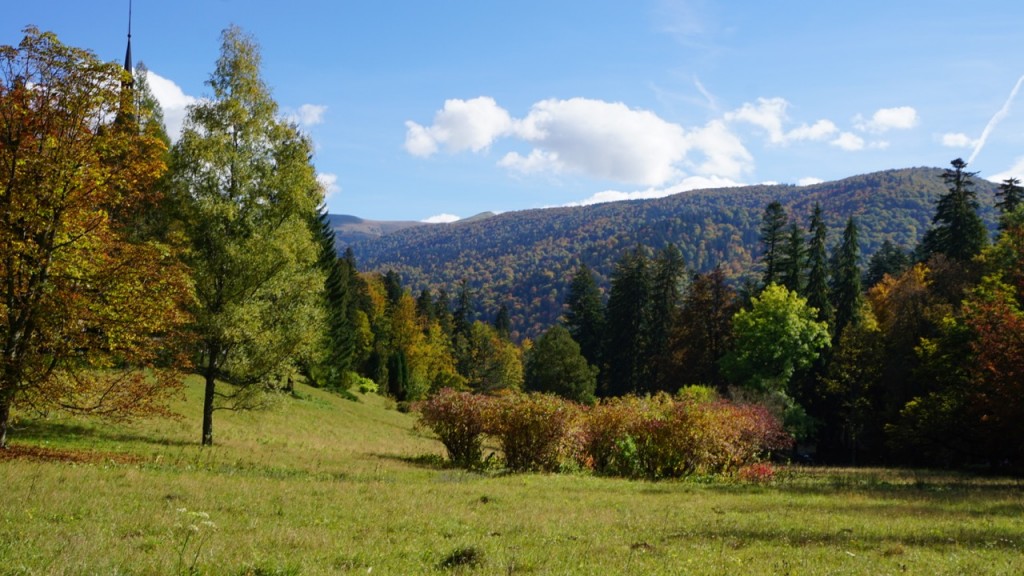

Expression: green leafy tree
xmin=562 ymin=264 xmax=605 ymax=370
xmin=170 ymin=26 xmax=325 ymax=445
xmin=463 ymin=322 xmax=523 ymax=393
xmin=759 ymin=201 xmax=788 ymax=288
xmin=0 ymin=28 xmax=193 ymax=447
xmin=721 ymin=284 xmax=831 ymax=394
xmin=918 ymin=158 xmax=987 ymax=262
xmin=524 ymin=325 xmax=598 ymax=404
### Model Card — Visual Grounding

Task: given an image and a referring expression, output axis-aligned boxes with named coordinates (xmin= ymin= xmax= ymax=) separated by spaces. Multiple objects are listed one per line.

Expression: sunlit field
xmin=2 ymin=379 xmax=1022 ymax=575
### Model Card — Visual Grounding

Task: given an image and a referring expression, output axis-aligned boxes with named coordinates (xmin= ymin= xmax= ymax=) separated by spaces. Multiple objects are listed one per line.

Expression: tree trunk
xmin=0 ymin=396 xmax=10 ymax=449
xmin=201 ymin=349 xmax=217 ymax=446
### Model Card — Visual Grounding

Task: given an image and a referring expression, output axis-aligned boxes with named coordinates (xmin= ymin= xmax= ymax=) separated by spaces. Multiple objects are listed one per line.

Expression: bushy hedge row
xmin=416 ymin=389 xmax=792 ymax=479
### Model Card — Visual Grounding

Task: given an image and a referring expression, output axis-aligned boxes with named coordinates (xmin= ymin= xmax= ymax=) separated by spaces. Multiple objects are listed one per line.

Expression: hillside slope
xmin=347 ymin=167 xmax=1000 ymax=338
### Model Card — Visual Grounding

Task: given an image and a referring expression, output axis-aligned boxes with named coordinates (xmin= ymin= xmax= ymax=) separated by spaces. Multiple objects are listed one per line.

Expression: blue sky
xmin=6 ymin=1 xmax=1024 ymax=221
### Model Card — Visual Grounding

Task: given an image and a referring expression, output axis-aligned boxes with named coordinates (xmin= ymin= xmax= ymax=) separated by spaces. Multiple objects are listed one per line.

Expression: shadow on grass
xmin=11 ymin=419 xmax=192 ymax=448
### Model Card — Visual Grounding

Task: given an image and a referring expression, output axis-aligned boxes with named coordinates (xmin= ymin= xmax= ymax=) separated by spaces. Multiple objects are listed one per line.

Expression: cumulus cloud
xmin=422 ymin=213 xmax=461 ymax=224
xmin=989 ymin=157 xmax=1024 ymax=183
xmin=830 ymin=132 xmax=865 ymax=151
xmin=406 ymin=96 xmax=754 ymax=187
xmin=512 ymin=98 xmax=691 ymax=186
xmin=286 ymin=103 xmax=327 ymax=127
xmin=854 ymin=106 xmax=919 ymax=133
xmin=317 ymin=173 xmax=341 ymax=198
xmin=798 ymin=177 xmax=824 ymax=186
xmin=724 ymin=97 xmax=838 ymax=145
xmin=403 ymin=96 xmax=513 ymax=157
xmin=143 ymin=69 xmax=198 ymax=142
xmin=565 ymin=175 xmax=744 ymax=207
xmin=942 ymin=132 xmax=979 ymax=148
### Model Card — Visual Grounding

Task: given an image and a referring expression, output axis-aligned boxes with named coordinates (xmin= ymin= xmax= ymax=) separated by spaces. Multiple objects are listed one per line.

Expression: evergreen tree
xmin=648 ymin=244 xmax=686 ymax=393
xmin=562 ymin=264 xmax=606 ymax=370
xmin=603 ymin=247 xmax=652 ymax=396
xmin=918 ymin=158 xmax=987 ymax=261
xmin=307 ymin=206 xmax=356 ymax=390
xmin=170 ymin=26 xmax=325 ymax=445
xmin=830 ymin=217 xmax=863 ymax=339
xmin=779 ymin=222 xmax=805 ymax=294
xmin=759 ymin=201 xmax=788 ymax=288
xmin=524 ymin=325 xmax=598 ymax=404
xmin=494 ymin=303 xmax=512 ymax=339
xmin=996 ymin=177 xmax=1023 ymax=225
xmin=864 ymin=239 xmax=910 ymax=288
xmin=805 ymin=204 xmax=832 ymax=324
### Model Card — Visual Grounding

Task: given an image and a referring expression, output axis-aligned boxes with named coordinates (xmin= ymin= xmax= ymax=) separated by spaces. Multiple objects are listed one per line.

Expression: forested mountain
xmin=342 ymin=167 xmax=999 ymax=339
xmin=328 ymin=214 xmax=425 ymax=245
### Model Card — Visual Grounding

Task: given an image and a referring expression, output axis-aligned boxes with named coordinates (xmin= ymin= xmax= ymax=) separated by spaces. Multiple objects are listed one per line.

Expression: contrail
xmin=969 ymin=74 xmax=1024 ymax=164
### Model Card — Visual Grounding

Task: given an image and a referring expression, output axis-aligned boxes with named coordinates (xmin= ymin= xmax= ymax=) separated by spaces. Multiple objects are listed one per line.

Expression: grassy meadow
xmin=1 ymin=380 xmax=1022 ymax=575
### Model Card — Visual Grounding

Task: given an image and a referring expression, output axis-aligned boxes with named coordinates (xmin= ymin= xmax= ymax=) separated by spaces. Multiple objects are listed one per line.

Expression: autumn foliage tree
xmin=0 ymin=28 xmax=192 ymax=447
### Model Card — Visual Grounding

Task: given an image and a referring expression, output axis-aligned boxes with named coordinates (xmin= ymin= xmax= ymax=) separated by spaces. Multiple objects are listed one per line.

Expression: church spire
xmin=123 ymin=0 xmax=133 ymax=80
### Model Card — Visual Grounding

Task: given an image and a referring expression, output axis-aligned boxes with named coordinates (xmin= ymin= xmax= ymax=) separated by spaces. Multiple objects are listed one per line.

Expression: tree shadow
xmin=11 ymin=419 xmax=192 ymax=449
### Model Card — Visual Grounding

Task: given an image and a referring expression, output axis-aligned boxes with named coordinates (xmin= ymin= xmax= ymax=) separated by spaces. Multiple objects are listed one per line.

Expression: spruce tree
xmin=918 ymin=158 xmax=987 ymax=261
xmin=648 ymin=244 xmax=686 ymax=393
xmin=603 ymin=247 xmax=652 ymax=396
xmin=760 ymin=201 xmax=789 ymax=288
xmin=996 ymin=177 xmax=1023 ymax=226
xmin=779 ymin=222 xmax=805 ymax=294
xmin=830 ymin=217 xmax=863 ymax=339
xmin=563 ymin=264 xmax=606 ymax=370
xmin=864 ymin=239 xmax=910 ymax=288
xmin=308 ymin=207 xmax=356 ymax=390
xmin=805 ymin=204 xmax=832 ymax=323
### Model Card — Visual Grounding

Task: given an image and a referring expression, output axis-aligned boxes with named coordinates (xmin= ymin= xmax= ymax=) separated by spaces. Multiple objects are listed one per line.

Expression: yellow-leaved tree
xmin=0 ymin=28 xmax=193 ymax=447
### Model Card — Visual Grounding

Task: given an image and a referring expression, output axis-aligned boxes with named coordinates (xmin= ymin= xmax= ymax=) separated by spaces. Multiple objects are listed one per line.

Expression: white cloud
xmin=498 ymin=149 xmax=564 ymax=174
xmin=565 ymin=175 xmax=744 ymax=207
xmin=286 ymin=104 xmax=327 ymax=127
xmin=407 ymin=96 xmax=754 ymax=187
xmin=989 ymin=157 xmax=1024 ymax=183
xmin=724 ymin=97 xmax=837 ymax=145
xmin=685 ymin=119 xmax=754 ymax=180
xmin=317 ymin=173 xmax=341 ymax=198
xmin=798 ymin=177 xmax=824 ymax=186
xmin=403 ymin=96 xmax=513 ymax=157
xmin=830 ymin=132 xmax=865 ymax=151
xmin=512 ymin=98 xmax=690 ymax=186
xmin=143 ymin=69 xmax=198 ymax=142
xmin=854 ymin=106 xmax=918 ymax=133
xmin=422 ymin=213 xmax=461 ymax=223
xmin=942 ymin=132 xmax=979 ymax=148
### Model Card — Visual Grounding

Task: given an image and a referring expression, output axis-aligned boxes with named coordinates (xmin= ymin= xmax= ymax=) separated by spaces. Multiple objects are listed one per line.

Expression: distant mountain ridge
xmin=337 ymin=167 xmax=1000 ymax=338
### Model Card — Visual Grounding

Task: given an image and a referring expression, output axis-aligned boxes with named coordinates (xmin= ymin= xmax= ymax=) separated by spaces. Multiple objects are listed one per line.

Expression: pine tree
xmin=674 ymin=267 xmax=738 ymax=393
xmin=494 ymin=303 xmax=512 ymax=339
xmin=760 ymin=201 xmax=789 ymax=288
xmin=805 ymin=204 xmax=832 ymax=323
xmin=830 ymin=217 xmax=863 ymax=339
xmin=864 ymin=239 xmax=910 ymax=288
xmin=563 ymin=264 xmax=606 ymax=370
xmin=918 ymin=158 xmax=987 ymax=261
xmin=307 ymin=207 xmax=356 ymax=391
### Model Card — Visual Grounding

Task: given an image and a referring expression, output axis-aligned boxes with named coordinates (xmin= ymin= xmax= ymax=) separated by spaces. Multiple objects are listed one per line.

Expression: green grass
xmin=2 ymin=378 xmax=1023 ymax=575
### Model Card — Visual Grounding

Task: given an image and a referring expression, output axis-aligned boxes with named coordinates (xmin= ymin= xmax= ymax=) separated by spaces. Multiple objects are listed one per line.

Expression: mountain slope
xmin=345 ymin=167 xmax=1000 ymax=338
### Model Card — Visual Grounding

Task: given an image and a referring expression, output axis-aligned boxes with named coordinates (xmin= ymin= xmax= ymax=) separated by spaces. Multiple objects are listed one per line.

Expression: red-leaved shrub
xmin=485 ymin=392 xmax=580 ymax=472
xmin=416 ymin=388 xmax=490 ymax=468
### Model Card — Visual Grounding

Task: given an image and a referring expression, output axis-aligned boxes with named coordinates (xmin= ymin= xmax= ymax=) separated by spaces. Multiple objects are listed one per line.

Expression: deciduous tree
xmin=0 ymin=28 xmax=192 ymax=447
xmin=170 ymin=27 xmax=325 ymax=445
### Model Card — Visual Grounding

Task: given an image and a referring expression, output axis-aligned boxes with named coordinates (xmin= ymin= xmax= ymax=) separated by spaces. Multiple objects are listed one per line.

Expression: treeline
xmin=351 ymin=168 xmax=1000 ymax=340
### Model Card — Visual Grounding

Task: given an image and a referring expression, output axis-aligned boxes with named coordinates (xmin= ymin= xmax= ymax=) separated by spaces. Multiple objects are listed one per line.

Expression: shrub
xmin=486 ymin=393 xmax=580 ymax=472
xmin=416 ymin=389 xmax=491 ymax=468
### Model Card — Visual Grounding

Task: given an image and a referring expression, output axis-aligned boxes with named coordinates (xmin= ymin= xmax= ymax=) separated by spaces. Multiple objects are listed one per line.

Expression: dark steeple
xmin=123 ymin=0 xmax=133 ymax=81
